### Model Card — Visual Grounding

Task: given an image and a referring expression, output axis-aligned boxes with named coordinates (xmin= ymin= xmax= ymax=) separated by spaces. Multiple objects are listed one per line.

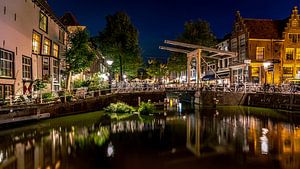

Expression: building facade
xmin=230 ymin=6 xmax=300 ymax=85
xmin=0 ymin=0 xmax=67 ymax=99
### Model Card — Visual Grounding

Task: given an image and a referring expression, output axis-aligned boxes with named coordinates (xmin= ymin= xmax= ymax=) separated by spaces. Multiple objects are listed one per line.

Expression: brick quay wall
xmin=195 ymin=91 xmax=300 ymax=111
xmin=40 ymin=91 xmax=166 ymax=117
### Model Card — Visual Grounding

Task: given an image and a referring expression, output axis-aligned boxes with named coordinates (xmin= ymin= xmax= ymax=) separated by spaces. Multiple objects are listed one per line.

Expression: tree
xmin=178 ymin=19 xmax=217 ymax=46
xmin=97 ymin=12 xmax=142 ymax=81
xmin=65 ymin=29 xmax=96 ymax=91
xmin=146 ymin=59 xmax=167 ymax=82
xmin=167 ymin=19 xmax=217 ymax=73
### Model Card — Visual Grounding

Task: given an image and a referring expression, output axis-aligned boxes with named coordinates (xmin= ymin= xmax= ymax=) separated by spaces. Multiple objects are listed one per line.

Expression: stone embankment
xmin=0 ymin=92 xmax=166 ymax=126
xmin=195 ymin=91 xmax=300 ymax=111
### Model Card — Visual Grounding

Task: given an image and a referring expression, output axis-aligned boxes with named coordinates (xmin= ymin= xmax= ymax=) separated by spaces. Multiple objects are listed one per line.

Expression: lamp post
xmin=263 ymin=62 xmax=271 ymax=90
xmin=107 ymin=60 xmax=113 ymax=93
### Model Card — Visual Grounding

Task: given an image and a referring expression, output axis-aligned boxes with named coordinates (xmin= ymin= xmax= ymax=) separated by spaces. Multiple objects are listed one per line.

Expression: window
xmin=53 ymin=59 xmax=59 ymax=82
xmin=43 ymin=38 xmax=51 ymax=55
xmin=0 ymin=84 xmax=13 ymax=99
xmin=286 ymin=48 xmax=294 ymax=60
xmin=53 ymin=43 xmax=59 ymax=57
xmin=296 ymin=48 xmax=300 ymax=60
xmin=39 ymin=12 xmax=48 ymax=32
xmin=0 ymin=49 xmax=14 ymax=78
xmin=288 ymin=33 xmax=300 ymax=43
xmin=231 ymin=38 xmax=237 ymax=51
xmin=239 ymin=34 xmax=246 ymax=46
xmin=239 ymin=47 xmax=246 ymax=60
xmin=22 ymin=56 xmax=32 ymax=79
xmin=42 ymin=57 xmax=50 ymax=80
xmin=256 ymin=47 xmax=264 ymax=60
xmin=252 ymin=67 xmax=259 ymax=76
xmin=59 ymin=30 xmax=65 ymax=44
xmin=283 ymin=67 xmax=293 ymax=76
xmin=224 ymin=59 xmax=228 ymax=67
xmin=32 ymin=32 xmax=41 ymax=54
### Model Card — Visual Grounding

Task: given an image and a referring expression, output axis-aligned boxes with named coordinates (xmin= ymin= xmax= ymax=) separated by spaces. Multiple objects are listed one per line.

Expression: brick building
xmin=230 ymin=6 xmax=300 ymax=84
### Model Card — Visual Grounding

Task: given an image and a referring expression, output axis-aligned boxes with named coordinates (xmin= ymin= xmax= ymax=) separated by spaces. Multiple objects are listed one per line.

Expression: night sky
xmin=49 ymin=0 xmax=298 ymax=60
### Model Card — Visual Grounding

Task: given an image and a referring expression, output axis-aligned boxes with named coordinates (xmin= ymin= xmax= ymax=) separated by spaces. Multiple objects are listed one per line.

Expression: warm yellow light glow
xmin=263 ymin=62 xmax=271 ymax=69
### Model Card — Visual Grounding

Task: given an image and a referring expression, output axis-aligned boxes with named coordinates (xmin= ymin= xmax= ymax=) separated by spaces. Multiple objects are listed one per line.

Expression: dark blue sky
xmin=49 ymin=0 xmax=298 ymax=59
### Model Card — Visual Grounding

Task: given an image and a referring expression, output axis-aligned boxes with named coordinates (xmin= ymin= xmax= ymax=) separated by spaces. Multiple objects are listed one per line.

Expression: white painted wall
xmin=0 ymin=0 xmax=66 ymax=95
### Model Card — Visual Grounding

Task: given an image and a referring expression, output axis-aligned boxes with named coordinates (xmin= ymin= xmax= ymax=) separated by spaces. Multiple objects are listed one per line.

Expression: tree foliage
xmin=66 ymin=29 xmax=96 ymax=74
xmin=97 ymin=12 xmax=142 ymax=79
xmin=146 ymin=59 xmax=167 ymax=81
xmin=167 ymin=19 xmax=217 ymax=73
xmin=178 ymin=19 xmax=217 ymax=47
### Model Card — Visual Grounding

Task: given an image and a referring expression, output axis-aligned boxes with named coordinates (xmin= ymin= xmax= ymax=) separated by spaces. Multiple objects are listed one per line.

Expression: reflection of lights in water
xmin=0 ymin=151 xmax=3 ymax=163
xmin=68 ymin=146 xmax=71 ymax=155
xmin=170 ymin=99 xmax=173 ymax=107
xmin=107 ymin=142 xmax=114 ymax=157
xmin=260 ymin=128 xmax=269 ymax=155
xmin=215 ymin=110 xmax=219 ymax=116
xmin=55 ymin=161 xmax=61 ymax=169
xmin=178 ymin=103 xmax=182 ymax=113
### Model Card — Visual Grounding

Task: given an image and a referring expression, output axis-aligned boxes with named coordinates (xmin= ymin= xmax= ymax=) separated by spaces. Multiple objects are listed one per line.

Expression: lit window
xmin=43 ymin=38 xmax=51 ymax=55
xmin=39 ymin=12 xmax=48 ymax=32
xmin=32 ymin=32 xmax=41 ymax=54
xmin=296 ymin=48 xmax=300 ymax=60
xmin=252 ymin=67 xmax=259 ymax=77
xmin=283 ymin=67 xmax=293 ymax=76
xmin=53 ymin=43 xmax=59 ymax=57
xmin=286 ymin=48 xmax=294 ymax=60
xmin=256 ymin=47 xmax=264 ymax=60
xmin=22 ymin=56 xmax=32 ymax=79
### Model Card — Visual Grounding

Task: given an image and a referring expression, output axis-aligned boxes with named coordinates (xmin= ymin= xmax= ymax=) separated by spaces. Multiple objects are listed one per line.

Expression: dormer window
xmin=39 ymin=12 xmax=48 ymax=32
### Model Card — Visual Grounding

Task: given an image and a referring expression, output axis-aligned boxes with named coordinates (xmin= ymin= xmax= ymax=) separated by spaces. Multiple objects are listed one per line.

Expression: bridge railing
xmin=2 ymin=82 xmax=300 ymax=106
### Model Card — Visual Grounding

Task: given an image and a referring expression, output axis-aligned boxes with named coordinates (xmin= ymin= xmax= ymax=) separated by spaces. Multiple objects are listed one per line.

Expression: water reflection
xmin=186 ymin=108 xmax=300 ymax=169
xmin=1 ymin=106 xmax=300 ymax=169
xmin=0 ymin=117 xmax=164 ymax=169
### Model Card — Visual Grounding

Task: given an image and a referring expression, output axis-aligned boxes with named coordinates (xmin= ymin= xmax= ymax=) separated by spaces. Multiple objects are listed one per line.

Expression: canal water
xmin=0 ymin=103 xmax=300 ymax=169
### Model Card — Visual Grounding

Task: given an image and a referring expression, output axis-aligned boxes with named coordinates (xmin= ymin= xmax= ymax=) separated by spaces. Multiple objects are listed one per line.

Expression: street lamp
xmin=106 ymin=60 xmax=113 ymax=93
xmin=263 ymin=62 xmax=271 ymax=90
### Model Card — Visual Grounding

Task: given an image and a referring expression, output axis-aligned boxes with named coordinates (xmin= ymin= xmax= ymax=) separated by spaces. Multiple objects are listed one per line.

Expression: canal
xmin=0 ymin=103 xmax=300 ymax=169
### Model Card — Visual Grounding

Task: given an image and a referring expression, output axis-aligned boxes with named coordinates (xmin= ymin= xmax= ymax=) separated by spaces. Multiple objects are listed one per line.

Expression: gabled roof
xmin=32 ymin=0 xmax=66 ymax=30
xmin=60 ymin=12 xmax=80 ymax=26
xmin=243 ymin=18 xmax=287 ymax=39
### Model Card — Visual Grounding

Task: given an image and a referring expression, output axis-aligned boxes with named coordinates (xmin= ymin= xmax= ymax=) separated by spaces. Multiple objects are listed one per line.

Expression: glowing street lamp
xmin=106 ymin=60 xmax=113 ymax=66
xmin=263 ymin=62 xmax=271 ymax=86
xmin=106 ymin=60 xmax=113 ymax=93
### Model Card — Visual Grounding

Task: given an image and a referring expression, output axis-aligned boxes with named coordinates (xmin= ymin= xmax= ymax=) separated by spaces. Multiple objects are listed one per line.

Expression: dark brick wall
xmin=40 ymin=92 xmax=166 ymax=117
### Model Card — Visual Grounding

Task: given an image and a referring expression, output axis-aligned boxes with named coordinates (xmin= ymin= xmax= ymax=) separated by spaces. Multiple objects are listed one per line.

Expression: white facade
xmin=0 ymin=0 xmax=66 ymax=98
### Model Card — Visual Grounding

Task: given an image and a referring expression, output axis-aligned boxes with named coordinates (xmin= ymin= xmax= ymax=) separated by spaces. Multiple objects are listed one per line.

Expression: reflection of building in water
xmin=0 ymin=118 xmax=164 ymax=169
xmin=0 ymin=129 xmax=65 ymax=169
xmin=185 ymin=109 xmax=300 ymax=169
xmin=278 ymin=127 xmax=300 ymax=169
xmin=110 ymin=119 xmax=165 ymax=134
xmin=186 ymin=113 xmax=200 ymax=157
